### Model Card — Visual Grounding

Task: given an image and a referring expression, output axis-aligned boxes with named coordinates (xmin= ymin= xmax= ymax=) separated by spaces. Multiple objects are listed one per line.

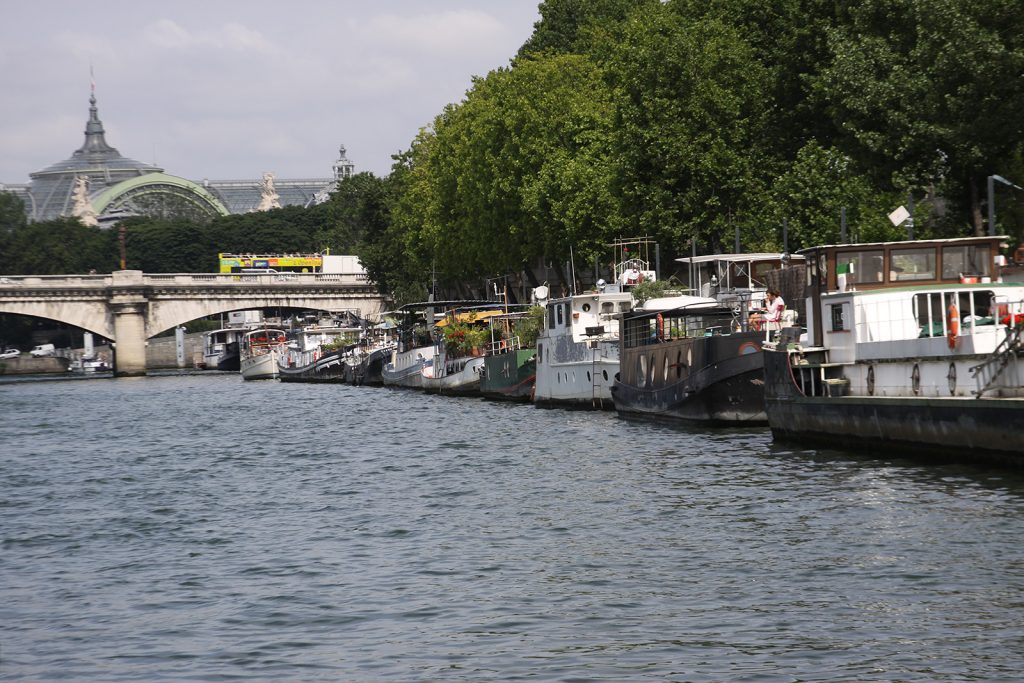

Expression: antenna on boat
xmin=569 ymin=245 xmax=577 ymax=295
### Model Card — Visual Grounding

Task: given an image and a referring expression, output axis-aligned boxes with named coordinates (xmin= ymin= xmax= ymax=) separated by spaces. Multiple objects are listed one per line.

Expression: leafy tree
xmin=607 ymin=4 xmax=774 ymax=257
xmin=813 ymin=0 xmax=1024 ymax=234
xmin=318 ymin=172 xmax=390 ymax=252
xmin=764 ymin=141 xmax=903 ymax=250
xmin=397 ymin=52 xmax=619 ymax=290
xmin=517 ymin=0 xmax=657 ymax=58
xmin=4 ymin=218 xmax=117 ymax=274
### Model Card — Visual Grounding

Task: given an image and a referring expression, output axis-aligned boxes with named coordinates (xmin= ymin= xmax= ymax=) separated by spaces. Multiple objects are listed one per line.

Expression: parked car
xmin=30 ymin=344 xmax=56 ymax=357
xmin=0 ymin=348 xmax=20 ymax=359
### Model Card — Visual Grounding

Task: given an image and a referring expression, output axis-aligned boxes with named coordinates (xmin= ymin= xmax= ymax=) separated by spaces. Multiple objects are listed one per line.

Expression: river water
xmin=2 ymin=373 xmax=1023 ymax=681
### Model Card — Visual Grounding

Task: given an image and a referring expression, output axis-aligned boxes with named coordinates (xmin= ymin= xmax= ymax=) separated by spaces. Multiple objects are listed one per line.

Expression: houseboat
xmin=534 ymin=240 xmax=659 ymax=409
xmin=763 ymin=235 xmax=1024 ymax=466
xmin=611 ymin=295 xmax=768 ymax=423
xmin=533 ymin=287 xmax=637 ymax=409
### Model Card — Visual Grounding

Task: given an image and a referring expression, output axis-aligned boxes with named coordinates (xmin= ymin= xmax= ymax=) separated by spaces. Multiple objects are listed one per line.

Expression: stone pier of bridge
xmin=0 ymin=270 xmax=387 ymax=376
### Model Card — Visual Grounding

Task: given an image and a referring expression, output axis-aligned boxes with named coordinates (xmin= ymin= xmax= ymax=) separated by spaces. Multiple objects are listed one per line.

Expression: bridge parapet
xmin=1 ymin=272 xmax=370 ymax=287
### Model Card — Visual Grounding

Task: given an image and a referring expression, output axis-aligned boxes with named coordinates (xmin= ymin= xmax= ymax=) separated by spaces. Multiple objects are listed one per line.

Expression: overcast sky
xmin=0 ymin=1 xmax=541 ymax=184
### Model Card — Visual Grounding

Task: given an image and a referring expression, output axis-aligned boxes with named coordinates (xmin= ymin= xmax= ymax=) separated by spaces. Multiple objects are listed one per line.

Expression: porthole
xmin=912 ymin=363 xmax=921 ymax=396
xmin=638 ymin=355 xmax=647 ymax=388
xmin=648 ymin=355 xmax=656 ymax=386
xmin=867 ymin=365 xmax=875 ymax=396
xmin=947 ymin=362 xmax=957 ymax=396
xmin=603 ymin=370 xmax=608 ymax=381
xmin=676 ymin=351 xmax=683 ymax=379
xmin=582 ymin=303 xmax=591 ymax=312
xmin=587 ymin=371 xmax=592 ymax=383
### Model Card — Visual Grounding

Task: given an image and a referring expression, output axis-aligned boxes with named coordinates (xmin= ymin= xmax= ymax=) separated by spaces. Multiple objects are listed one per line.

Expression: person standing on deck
xmin=765 ymin=290 xmax=785 ymax=330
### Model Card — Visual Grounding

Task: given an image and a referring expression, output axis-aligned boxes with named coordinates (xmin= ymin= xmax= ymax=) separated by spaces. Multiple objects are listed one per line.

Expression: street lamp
xmin=987 ymin=174 xmax=1023 ymax=236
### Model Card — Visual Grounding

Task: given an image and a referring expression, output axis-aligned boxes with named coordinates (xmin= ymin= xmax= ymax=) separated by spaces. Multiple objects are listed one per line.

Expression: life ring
xmin=656 ymin=313 xmax=665 ymax=341
xmin=947 ymin=303 xmax=959 ymax=349
xmin=277 ymin=334 xmax=286 ymax=343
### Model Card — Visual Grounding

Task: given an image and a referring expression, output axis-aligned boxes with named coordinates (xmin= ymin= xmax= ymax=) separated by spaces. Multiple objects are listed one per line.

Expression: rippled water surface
xmin=2 ymin=374 xmax=1024 ymax=681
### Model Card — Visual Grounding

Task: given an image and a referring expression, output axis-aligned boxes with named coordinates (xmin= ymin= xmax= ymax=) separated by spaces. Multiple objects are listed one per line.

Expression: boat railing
xmin=970 ymin=323 xmax=1024 ymax=397
xmin=486 ymin=336 xmax=521 ymax=355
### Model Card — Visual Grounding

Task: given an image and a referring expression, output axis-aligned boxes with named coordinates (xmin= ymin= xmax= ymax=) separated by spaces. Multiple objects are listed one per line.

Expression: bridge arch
xmin=0 ymin=302 xmax=114 ymax=340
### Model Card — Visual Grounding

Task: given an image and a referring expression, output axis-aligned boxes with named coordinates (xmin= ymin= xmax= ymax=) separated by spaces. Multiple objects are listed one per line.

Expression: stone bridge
xmin=0 ymin=271 xmax=386 ymax=376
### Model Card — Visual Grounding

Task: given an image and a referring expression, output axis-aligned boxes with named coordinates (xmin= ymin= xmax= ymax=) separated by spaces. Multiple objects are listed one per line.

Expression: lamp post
xmin=987 ymin=174 xmax=1023 ymax=236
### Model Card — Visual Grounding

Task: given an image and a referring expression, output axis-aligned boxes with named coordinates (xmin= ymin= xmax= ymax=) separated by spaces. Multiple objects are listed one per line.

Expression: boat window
xmin=914 ymin=290 xmax=996 ymax=337
xmin=941 ymin=244 xmax=991 ymax=280
xmin=637 ymin=355 xmax=647 ymax=388
xmin=582 ymin=303 xmax=591 ymax=313
xmin=601 ymin=302 xmax=614 ymax=314
xmin=547 ymin=304 xmax=556 ymax=330
xmin=565 ymin=303 xmax=572 ymax=328
xmin=829 ymin=304 xmax=847 ymax=332
xmin=890 ymin=248 xmax=936 ymax=282
xmin=618 ymin=302 xmax=631 ymax=312
xmin=556 ymin=304 xmax=564 ymax=326
xmin=663 ymin=354 xmax=670 ymax=383
xmin=836 ymin=249 xmax=883 ymax=285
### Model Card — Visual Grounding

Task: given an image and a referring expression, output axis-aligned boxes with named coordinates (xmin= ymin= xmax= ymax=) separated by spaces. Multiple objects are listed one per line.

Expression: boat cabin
xmin=543 ymin=292 xmax=633 ymax=344
xmin=676 ymin=253 xmax=805 ymax=310
xmin=799 ymin=235 xmax=1019 ymax=356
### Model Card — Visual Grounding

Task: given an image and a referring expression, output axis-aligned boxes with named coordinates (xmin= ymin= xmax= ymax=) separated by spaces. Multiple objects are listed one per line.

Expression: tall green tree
xmin=5 ymin=218 xmax=117 ymax=274
xmin=402 ymin=52 xmax=620 ymax=287
xmin=607 ymin=4 xmax=774 ymax=257
xmin=517 ymin=0 xmax=657 ymax=57
xmin=813 ymin=0 xmax=1024 ymax=235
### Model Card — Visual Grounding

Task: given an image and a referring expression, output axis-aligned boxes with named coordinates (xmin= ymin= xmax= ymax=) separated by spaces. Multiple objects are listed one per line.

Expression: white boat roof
xmin=636 ymin=294 xmax=718 ymax=311
xmin=676 ymin=252 xmax=806 ymax=264
xmin=796 ymin=234 xmax=1009 ymax=253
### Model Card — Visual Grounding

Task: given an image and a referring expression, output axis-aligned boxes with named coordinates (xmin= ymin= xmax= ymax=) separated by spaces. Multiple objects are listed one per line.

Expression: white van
xmin=30 ymin=343 xmax=56 ymax=357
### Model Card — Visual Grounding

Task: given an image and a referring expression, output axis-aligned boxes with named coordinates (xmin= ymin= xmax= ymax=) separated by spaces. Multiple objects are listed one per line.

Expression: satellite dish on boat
xmin=533 ymin=285 xmax=549 ymax=302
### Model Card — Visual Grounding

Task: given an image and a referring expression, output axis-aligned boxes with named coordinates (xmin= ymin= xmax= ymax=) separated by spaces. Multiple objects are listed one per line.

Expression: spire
xmin=74 ymin=75 xmax=119 ymax=158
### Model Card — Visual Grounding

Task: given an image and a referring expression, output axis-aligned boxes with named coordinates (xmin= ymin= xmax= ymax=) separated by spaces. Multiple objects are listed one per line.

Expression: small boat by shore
xmin=479 ymin=311 xmax=538 ymax=402
xmin=763 ymin=234 xmax=1024 ymax=466
xmin=240 ymin=328 xmax=287 ymax=380
xmin=277 ymin=323 xmax=360 ymax=383
xmin=201 ymin=328 xmax=242 ymax=371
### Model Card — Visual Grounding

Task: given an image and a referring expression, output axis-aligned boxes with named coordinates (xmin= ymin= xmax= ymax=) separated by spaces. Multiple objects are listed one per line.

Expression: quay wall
xmin=0 ymin=356 xmax=71 ymax=375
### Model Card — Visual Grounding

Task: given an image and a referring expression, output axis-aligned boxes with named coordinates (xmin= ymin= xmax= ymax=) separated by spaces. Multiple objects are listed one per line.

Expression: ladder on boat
xmin=970 ymin=324 xmax=1024 ymax=398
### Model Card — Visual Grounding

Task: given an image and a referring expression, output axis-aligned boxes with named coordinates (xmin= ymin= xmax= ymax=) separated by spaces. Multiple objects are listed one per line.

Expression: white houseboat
xmin=763 ymin=235 xmax=1024 ymax=466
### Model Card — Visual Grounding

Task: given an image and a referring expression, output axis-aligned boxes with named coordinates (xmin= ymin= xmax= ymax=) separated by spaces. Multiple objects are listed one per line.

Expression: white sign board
xmin=888 ymin=206 xmax=910 ymax=226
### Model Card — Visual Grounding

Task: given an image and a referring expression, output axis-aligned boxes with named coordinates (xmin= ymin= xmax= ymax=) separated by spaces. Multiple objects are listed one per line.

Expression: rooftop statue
xmin=255 ymin=171 xmax=281 ymax=211
xmin=71 ymin=175 xmax=98 ymax=226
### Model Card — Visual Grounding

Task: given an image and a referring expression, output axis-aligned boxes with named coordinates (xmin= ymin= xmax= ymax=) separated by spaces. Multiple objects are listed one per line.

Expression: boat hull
xmin=278 ymin=350 xmax=346 ymax=383
xmin=612 ymin=333 xmax=766 ymax=424
xmin=764 ymin=349 xmax=1024 ymax=466
xmin=382 ymin=346 xmax=431 ymax=389
xmin=203 ymin=346 xmax=239 ymax=371
xmin=534 ymin=340 xmax=619 ymax=410
xmin=240 ymin=350 xmax=280 ymax=380
xmin=422 ymin=355 xmax=485 ymax=395
xmin=480 ymin=349 xmax=536 ymax=402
